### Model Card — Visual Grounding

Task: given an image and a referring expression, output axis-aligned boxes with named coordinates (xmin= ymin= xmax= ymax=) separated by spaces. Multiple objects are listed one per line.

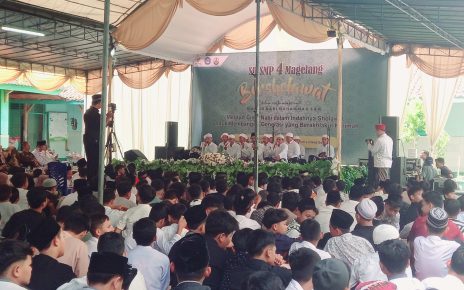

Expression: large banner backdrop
xmin=191 ymin=49 xmax=388 ymax=165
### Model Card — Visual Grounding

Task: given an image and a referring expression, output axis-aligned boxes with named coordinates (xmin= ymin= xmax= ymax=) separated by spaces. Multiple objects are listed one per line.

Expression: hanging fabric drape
xmin=420 ymin=70 xmax=463 ymax=150
xmin=24 ymin=71 xmax=68 ymax=92
xmin=208 ymin=14 xmax=276 ymax=52
xmin=185 ymin=0 xmax=253 ymax=16
xmin=391 ymin=45 xmax=464 ymax=78
xmin=266 ymin=0 xmax=330 ymax=43
xmin=113 ymin=0 xmax=181 ymax=51
xmin=388 ymin=55 xmax=416 ymax=124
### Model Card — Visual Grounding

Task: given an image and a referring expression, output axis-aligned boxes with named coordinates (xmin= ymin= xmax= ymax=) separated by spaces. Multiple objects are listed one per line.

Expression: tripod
xmin=105 ymin=125 xmax=123 ymax=164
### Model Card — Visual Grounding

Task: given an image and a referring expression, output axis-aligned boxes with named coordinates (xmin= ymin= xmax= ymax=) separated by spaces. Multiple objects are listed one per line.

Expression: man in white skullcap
xmin=201 ymin=133 xmax=217 ymax=154
xmin=285 ymin=133 xmax=300 ymax=162
xmin=316 ymin=134 xmax=335 ymax=158
xmin=250 ymin=133 xmax=264 ymax=162
xmin=239 ymin=133 xmax=253 ymax=161
xmin=272 ymin=134 xmax=288 ymax=161
xmin=226 ymin=135 xmax=241 ymax=159
xmin=350 ymin=224 xmax=413 ymax=288
xmin=218 ymin=133 xmax=229 ymax=153
xmin=261 ymin=134 xmax=274 ymax=161
xmin=293 ymin=136 xmax=305 ymax=160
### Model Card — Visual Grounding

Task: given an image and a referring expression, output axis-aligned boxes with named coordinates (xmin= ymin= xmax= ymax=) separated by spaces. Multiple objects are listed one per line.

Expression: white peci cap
xmin=322 ymin=134 xmax=329 ymax=139
xmin=276 ymin=134 xmax=284 ymax=139
xmin=221 ymin=133 xmax=229 ymax=138
xmin=203 ymin=133 xmax=212 ymax=139
xmin=285 ymin=132 xmax=294 ymax=138
xmin=373 ymin=224 xmax=399 ymax=245
xmin=294 ymin=135 xmax=301 ymax=140
xmin=239 ymin=133 xmax=248 ymax=139
xmin=228 ymin=134 xmax=235 ymax=139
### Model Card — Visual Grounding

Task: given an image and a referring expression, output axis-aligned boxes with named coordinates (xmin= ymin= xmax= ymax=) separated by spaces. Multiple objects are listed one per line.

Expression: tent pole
xmin=97 ymin=0 xmax=111 ymax=204
xmin=254 ymin=0 xmax=261 ymax=193
xmin=336 ymin=29 xmax=344 ymax=168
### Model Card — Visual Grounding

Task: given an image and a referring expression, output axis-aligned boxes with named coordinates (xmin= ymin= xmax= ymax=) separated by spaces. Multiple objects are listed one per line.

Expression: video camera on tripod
xmin=106 ymin=103 xmax=116 ymax=128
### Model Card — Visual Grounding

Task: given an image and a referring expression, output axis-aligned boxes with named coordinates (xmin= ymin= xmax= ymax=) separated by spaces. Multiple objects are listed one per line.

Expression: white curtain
xmin=420 ymin=71 xmax=463 ymax=150
xmin=388 ymin=55 xmax=415 ymax=124
xmin=110 ymin=68 xmax=191 ymax=160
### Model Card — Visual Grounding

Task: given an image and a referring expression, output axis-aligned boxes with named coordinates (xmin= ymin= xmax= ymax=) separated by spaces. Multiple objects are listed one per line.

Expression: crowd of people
xmin=198 ymin=132 xmax=335 ymax=162
xmin=0 ymin=155 xmax=464 ymax=290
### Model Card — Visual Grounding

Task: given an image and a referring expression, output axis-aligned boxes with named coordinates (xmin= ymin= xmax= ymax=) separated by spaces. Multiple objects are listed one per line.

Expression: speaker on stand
xmin=155 ymin=122 xmax=182 ymax=160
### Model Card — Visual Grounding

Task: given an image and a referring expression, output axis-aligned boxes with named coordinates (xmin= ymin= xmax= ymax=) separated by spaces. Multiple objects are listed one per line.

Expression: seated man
xmin=286 ymin=248 xmax=321 ymax=290
xmin=289 ymin=219 xmax=331 ymax=260
xmin=18 ymin=141 xmax=39 ymax=168
xmin=312 ymin=258 xmax=349 ymax=290
xmin=436 ymin=157 xmax=453 ymax=178
xmin=87 ymin=252 xmax=133 ymax=290
xmin=170 ymin=233 xmax=211 ymax=290
xmin=86 ymin=214 xmax=114 ymax=257
xmin=201 ymin=133 xmax=218 ymax=154
xmin=0 ymin=240 xmax=33 ymax=290
xmin=324 ymin=209 xmax=375 ymax=268
xmin=414 ymin=207 xmax=460 ymax=280
xmin=32 ymin=140 xmax=57 ymax=167
xmin=422 ymin=245 xmax=464 ymax=290
xmin=27 ymin=218 xmax=76 ymax=290
xmin=262 ymin=208 xmax=296 ymax=256
xmin=378 ymin=239 xmax=424 ymax=290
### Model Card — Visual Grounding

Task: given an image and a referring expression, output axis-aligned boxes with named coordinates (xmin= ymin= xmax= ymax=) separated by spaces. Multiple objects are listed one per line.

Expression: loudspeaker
xmin=391 ymin=157 xmax=407 ymax=186
xmin=155 ymin=146 xmax=184 ymax=160
xmin=166 ymin=122 xmax=178 ymax=149
xmin=124 ymin=149 xmax=148 ymax=162
xmin=381 ymin=116 xmax=399 ymax=158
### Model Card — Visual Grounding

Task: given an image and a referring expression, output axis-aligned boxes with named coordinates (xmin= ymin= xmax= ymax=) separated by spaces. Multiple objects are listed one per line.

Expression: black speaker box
xmin=124 ymin=149 xmax=148 ymax=162
xmin=166 ymin=121 xmax=178 ymax=149
xmin=155 ymin=146 xmax=184 ymax=160
xmin=381 ymin=116 xmax=399 ymax=158
xmin=391 ymin=157 xmax=407 ymax=186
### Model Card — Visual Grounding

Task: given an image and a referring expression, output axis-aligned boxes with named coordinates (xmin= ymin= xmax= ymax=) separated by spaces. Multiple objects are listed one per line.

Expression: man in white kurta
xmin=201 ymin=133 xmax=218 ymax=154
xmin=316 ymin=134 xmax=335 ymax=158
xmin=368 ymin=124 xmax=393 ymax=184
xmin=286 ymin=133 xmax=300 ymax=161
xmin=261 ymin=134 xmax=274 ymax=160
xmin=272 ymin=134 xmax=288 ymax=161
xmin=217 ymin=133 xmax=229 ymax=153
xmin=294 ymin=136 xmax=306 ymax=160
xmin=226 ymin=134 xmax=241 ymax=159
xmin=238 ymin=134 xmax=253 ymax=160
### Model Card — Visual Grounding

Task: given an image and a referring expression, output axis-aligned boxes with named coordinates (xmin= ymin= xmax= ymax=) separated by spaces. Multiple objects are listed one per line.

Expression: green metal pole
xmin=97 ymin=0 xmax=111 ymax=204
xmin=254 ymin=0 xmax=261 ymax=193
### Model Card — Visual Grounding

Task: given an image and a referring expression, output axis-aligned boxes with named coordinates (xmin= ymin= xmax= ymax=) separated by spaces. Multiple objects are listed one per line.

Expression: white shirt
xmin=114 ymin=196 xmax=136 ymax=209
xmin=314 ymin=185 xmax=326 ymax=209
xmin=314 ymin=205 xmax=336 ymax=234
xmin=116 ymin=204 xmax=152 ymax=238
xmin=422 ymin=275 xmax=464 ymax=290
xmin=85 ymin=236 xmax=98 ymax=258
xmin=201 ymin=142 xmax=218 ymax=154
xmin=262 ymin=142 xmax=274 ymax=159
xmin=0 ymin=201 xmax=20 ymax=231
xmin=316 ymin=144 xmax=335 ymax=158
xmin=226 ymin=143 xmax=241 ymax=159
xmin=218 ymin=142 xmax=229 ymax=153
xmin=324 ymin=233 xmax=375 ymax=268
xmin=273 ymin=143 xmax=288 ymax=160
xmin=239 ymin=142 xmax=254 ymax=160
xmin=104 ymin=205 xmax=125 ymax=227
xmin=32 ymin=149 xmax=56 ymax=166
xmin=414 ymin=235 xmax=460 ymax=280
xmin=389 ymin=277 xmax=424 ymax=290
xmin=285 ymin=279 xmax=304 ymax=290
xmin=59 ymin=192 xmax=78 ymax=208
xmin=130 ymin=187 xmax=138 ymax=204
xmin=289 ymin=240 xmax=331 ymax=260
xmin=340 ymin=200 xmax=359 ymax=231
xmin=154 ymin=223 xmax=188 ymax=255
xmin=17 ymin=188 xmax=29 ymax=210
xmin=128 ymin=245 xmax=170 ymax=290
xmin=0 ymin=281 xmax=28 ymax=290
xmin=235 ymin=215 xmax=261 ymax=230
xmin=298 ymin=144 xmax=306 ymax=159
xmin=287 ymin=140 xmax=300 ymax=159
xmin=57 ymin=270 xmax=148 ymax=290
xmin=368 ymin=133 xmax=393 ymax=168
xmin=350 ymin=252 xmax=413 ymax=288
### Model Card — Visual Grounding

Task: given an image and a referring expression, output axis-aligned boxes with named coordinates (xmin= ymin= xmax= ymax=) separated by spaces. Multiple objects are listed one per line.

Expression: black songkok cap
xmin=184 ymin=205 xmax=207 ymax=229
xmin=27 ymin=218 xmax=60 ymax=251
xmin=171 ymin=233 xmax=209 ymax=274
xmin=36 ymin=140 xmax=46 ymax=146
xmin=89 ymin=252 xmax=128 ymax=276
xmin=330 ymin=209 xmax=354 ymax=230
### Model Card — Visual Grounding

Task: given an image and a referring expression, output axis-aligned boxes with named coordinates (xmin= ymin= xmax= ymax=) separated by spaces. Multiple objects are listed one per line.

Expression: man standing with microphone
xmin=367 ymin=123 xmax=393 ymax=185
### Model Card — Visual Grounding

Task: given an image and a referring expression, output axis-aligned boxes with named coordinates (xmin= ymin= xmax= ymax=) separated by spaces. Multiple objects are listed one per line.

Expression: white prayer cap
xmin=373 ymin=224 xmax=399 ymax=245
xmin=276 ymin=134 xmax=284 ymax=139
xmin=221 ymin=133 xmax=229 ymax=138
xmin=262 ymin=134 xmax=271 ymax=139
xmin=239 ymin=133 xmax=248 ymax=139
xmin=203 ymin=133 xmax=212 ymax=139
xmin=294 ymin=135 xmax=301 ymax=140
xmin=228 ymin=134 xmax=235 ymax=139
xmin=285 ymin=132 xmax=294 ymax=138
xmin=322 ymin=134 xmax=329 ymax=139
xmin=356 ymin=199 xmax=377 ymax=220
